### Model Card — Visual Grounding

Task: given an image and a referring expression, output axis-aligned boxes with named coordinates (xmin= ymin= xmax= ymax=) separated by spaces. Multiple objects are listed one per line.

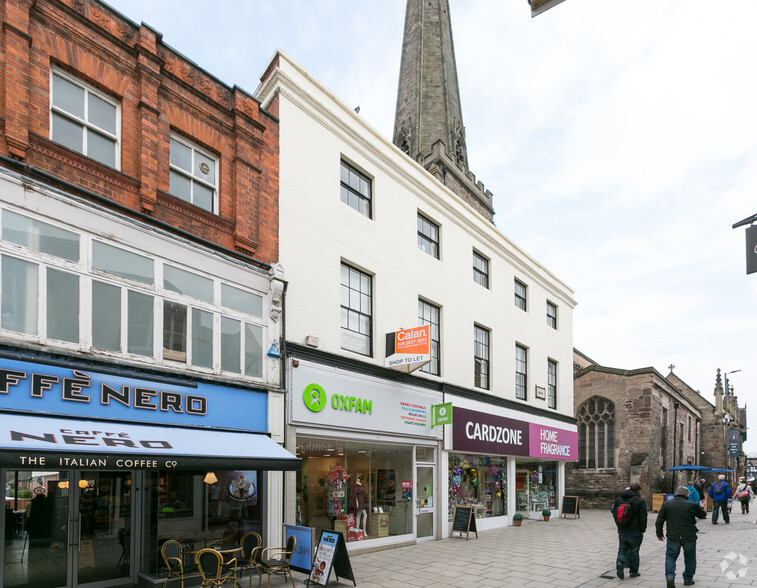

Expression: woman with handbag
xmin=734 ymin=477 xmax=754 ymax=514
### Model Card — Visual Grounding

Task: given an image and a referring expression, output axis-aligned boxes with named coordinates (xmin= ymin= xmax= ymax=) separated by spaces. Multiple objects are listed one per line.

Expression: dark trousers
xmin=616 ymin=533 xmax=643 ymax=574
xmin=712 ymin=500 xmax=730 ymax=523
xmin=665 ymin=537 xmax=697 ymax=582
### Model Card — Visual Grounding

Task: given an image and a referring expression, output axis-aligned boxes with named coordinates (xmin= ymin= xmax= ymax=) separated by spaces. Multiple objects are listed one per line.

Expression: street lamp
xmin=723 ymin=370 xmax=741 ymax=482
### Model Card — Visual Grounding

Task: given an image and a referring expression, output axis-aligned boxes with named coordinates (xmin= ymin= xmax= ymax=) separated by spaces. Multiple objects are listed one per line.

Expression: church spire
xmin=393 ymin=0 xmax=494 ymax=221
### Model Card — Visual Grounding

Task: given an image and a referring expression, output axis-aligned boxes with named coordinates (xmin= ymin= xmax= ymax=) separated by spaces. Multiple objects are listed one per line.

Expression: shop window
xmin=517 ymin=462 xmax=557 ymax=511
xmin=46 ymin=268 xmax=79 ymax=343
xmin=93 ymin=241 xmax=154 ymax=285
xmin=143 ymin=470 xmax=262 ymax=577
xmin=92 ymin=280 xmax=121 ymax=351
xmin=1 ymin=255 xmax=39 ymax=335
xmin=51 ymin=70 xmax=120 ymax=169
xmin=577 ymin=396 xmax=615 ymax=469
xmin=340 ymin=263 xmax=372 ymax=356
xmin=169 ymin=135 xmax=218 ymax=213
xmin=418 ymin=299 xmax=440 ymax=376
xmin=163 ymin=301 xmax=187 ymax=362
xmin=2 ymin=209 xmax=79 ymax=262
xmin=449 ymin=454 xmax=507 ymax=520
xmin=0 ymin=210 xmax=267 ymax=381
xmin=295 ymin=439 xmax=413 ymax=542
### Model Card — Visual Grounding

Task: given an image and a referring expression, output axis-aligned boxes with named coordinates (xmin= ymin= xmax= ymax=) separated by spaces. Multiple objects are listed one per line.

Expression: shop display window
xmin=448 ymin=454 xmax=507 ymax=520
xmin=516 ymin=462 xmax=557 ymax=512
xmin=295 ymin=439 xmax=413 ymax=542
xmin=141 ymin=470 xmax=262 ymax=576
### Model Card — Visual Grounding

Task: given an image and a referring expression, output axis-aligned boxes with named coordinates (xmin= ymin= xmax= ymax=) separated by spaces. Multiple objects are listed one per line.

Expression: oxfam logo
xmin=303 ymin=383 xmax=327 ymax=412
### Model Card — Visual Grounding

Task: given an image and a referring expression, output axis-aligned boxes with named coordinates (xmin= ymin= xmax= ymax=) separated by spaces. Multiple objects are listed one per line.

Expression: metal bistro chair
xmin=196 ymin=547 xmax=238 ymax=588
xmin=237 ymin=531 xmax=263 ymax=584
xmin=258 ymin=535 xmax=296 ymax=588
xmin=160 ymin=539 xmax=197 ymax=588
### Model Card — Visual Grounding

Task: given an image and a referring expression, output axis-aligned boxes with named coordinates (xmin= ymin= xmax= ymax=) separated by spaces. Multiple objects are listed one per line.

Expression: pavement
xmin=285 ymin=507 xmax=757 ymax=588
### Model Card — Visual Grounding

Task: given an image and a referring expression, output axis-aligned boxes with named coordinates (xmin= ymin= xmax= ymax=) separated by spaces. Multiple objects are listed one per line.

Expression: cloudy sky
xmin=104 ymin=0 xmax=757 ymax=454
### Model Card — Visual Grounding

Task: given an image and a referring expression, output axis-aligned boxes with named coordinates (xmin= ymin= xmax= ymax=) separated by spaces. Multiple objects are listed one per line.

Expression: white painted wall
xmin=258 ymin=51 xmax=576 ymax=420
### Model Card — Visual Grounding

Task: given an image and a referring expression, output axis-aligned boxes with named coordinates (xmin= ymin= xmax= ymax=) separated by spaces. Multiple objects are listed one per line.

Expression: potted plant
xmin=512 ymin=512 xmax=523 ymax=527
xmin=542 ymin=509 xmax=551 ymax=521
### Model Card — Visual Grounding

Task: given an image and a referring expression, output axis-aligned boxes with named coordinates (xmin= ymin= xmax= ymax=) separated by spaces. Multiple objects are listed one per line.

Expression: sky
xmin=103 ymin=0 xmax=757 ymax=453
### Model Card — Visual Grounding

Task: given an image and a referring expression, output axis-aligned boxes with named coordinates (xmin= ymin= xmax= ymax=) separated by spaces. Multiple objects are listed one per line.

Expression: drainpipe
xmin=671 ymin=402 xmax=679 ymax=492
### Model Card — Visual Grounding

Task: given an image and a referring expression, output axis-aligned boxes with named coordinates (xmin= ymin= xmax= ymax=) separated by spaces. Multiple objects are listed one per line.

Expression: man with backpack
xmin=611 ymin=482 xmax=647 ymax=579
xmin=656 ymin=486 xmax=707 ymax=587
xmin=708 ymin=474 xmax=732 ymax=524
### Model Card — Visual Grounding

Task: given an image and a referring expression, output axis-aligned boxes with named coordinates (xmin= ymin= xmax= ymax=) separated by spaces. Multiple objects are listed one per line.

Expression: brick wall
xmin=0 ymin=0 xmax=278 ymax=264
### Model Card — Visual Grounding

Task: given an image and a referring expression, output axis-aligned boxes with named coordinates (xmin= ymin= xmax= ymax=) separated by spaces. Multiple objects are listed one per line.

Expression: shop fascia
xmin=452 ymin=406 xmax=577 ymax=460
xmin=289 ymin=359 xmax=442 ymax=440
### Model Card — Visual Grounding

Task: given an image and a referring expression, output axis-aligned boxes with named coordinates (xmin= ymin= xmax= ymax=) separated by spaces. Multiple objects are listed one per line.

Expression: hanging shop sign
xmin=290 ymin=360 xmax=442 ymax=439
xmin=0 ymin=355 xmax=267 ymax=430
xmin=746 ymin=225 xmax=757 ymax=275
xmin=431 ymin=402 xmax=453 ymax=427
xmin=384 ymin=326 xmax=430 ymax=373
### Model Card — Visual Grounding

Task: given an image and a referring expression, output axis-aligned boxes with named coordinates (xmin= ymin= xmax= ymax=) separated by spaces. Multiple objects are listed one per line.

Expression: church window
xmin=577 ymin=396 xmax=615 ymax=469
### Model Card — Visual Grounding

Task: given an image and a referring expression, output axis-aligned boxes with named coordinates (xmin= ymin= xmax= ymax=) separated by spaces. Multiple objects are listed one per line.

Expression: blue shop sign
xmin=0 ymin=356 xmax=267 ymax=431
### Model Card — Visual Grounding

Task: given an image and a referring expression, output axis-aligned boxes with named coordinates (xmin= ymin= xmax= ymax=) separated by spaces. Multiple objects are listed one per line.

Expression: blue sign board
xmin=0 ymin=356 xmax=267 ymax=431
xmin=285 ymin=524 xmax=314 ymax=575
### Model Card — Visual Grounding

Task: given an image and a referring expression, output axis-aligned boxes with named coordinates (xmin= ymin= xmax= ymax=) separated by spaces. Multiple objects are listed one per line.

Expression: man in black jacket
xmin=656 ymin=486 xmax=707 ymax=587
xmin=611 ymin=482 xmax=648 ymax=579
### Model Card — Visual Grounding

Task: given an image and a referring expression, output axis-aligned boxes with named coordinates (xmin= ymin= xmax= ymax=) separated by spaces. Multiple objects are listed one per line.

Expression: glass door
xmin=2 ymin=470 xmax=133 ymax=588
xmin=74 ymin=471 xmax=133 ymax=587
xmin=415 ymin=465 xmax=435 ymax=539
xmin=3 ymin=470 xmax=70 ymax=588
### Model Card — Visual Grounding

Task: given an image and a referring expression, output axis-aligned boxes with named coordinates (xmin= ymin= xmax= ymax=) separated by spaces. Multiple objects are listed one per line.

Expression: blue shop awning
xmin=0 ymin=412 xmax=300 ymax=471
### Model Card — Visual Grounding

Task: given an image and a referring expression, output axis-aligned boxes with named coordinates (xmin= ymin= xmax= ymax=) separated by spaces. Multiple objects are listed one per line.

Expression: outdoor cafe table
xmin=207 ymin=544 xmax=242 ymax=563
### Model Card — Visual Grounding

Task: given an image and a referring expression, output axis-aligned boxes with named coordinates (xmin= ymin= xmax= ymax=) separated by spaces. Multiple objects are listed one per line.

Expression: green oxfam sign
xmin=302 ymin=382 xmax=372 ymax=415
xmin=303 ymin=383 xmax=328 ymax=412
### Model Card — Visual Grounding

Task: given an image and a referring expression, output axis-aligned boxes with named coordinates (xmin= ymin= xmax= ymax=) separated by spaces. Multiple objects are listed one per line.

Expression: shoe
xmin=725 ymin=521 xmax=730 ymax=524
xmin=617 ymin=564 xmax=624 ymax=579
xmin=684 ymin=581 xmax=695 ymax=586
xmin=667 ymin=578 xmax=675 ymax=588
xmin=712 ymin=521 xmax=718 ymax=524
xmin=630 ymin=572 xmax=640 ymax=577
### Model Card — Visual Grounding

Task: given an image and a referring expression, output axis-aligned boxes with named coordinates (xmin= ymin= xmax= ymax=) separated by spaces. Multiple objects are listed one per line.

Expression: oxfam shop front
xmin=289 ymin=359 xmax=442 ymax=549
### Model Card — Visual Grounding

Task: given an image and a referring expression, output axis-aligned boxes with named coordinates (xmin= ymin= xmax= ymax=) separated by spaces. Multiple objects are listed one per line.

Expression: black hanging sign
xmin=305 ymin=529 xmax=356 ymax=587
xmin=747 ymin=225 xmax=757 ymax=275
xmin=450 ymin=505 xmax=478 ymax=539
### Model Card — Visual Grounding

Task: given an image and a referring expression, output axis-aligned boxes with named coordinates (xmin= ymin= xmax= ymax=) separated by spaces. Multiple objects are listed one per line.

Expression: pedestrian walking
xmin=684 ymin=481 xmax=700 ymax=505
xmin=708 ymin=474 xmax=731 ymax=524
xmin=734 ymin=477 xmax=754 ymax=514
xmin=655 ymin=486 xmax=707 ymax=587
xmin=611 ymin=482 xmax=647 ymax=579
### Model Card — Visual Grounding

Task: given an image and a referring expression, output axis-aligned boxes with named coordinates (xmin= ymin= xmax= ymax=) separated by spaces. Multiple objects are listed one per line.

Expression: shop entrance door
xmin=3 ymin=470 xmax=134 ymax=588
xmin=415 ymin=465 xmax=435 ymax=540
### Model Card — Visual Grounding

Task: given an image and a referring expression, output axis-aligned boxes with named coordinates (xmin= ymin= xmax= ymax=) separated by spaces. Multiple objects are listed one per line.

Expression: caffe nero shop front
xmin=0 ymin=354 xmax=299 ymax=588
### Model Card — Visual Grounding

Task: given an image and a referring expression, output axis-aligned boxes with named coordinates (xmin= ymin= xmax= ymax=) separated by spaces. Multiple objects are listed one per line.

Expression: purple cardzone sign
xmin=453 ymin=407 xmax=577 ymax=461
xmin=452 ymin=407 xmax=529 ymax=456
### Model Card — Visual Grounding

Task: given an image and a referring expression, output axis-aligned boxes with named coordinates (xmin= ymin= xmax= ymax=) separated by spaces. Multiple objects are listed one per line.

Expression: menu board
xmin=306 ymin=530 xmax=355 ymax=587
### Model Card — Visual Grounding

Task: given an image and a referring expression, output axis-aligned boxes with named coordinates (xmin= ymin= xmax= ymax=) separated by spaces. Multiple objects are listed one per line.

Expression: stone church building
xmin=568 ymin=350 xmax=745 ymax=508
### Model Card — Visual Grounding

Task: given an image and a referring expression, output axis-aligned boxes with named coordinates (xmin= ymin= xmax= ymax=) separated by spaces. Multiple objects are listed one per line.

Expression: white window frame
xmin=0 ymin=208 xmax=266 ymax=382
xmin=169 ymin=134 xmax=219 ymax=214
xmin=50 ymin=68 xmax=121 ymax=169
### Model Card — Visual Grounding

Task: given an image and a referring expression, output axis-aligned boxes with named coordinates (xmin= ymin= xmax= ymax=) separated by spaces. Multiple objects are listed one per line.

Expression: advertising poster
xmin=309 ymin=531 xmax=338 ymax=586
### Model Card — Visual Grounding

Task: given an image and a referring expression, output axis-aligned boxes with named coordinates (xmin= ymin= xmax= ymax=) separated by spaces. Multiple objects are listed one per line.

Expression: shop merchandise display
xmin=448 ymin=455 xmax=507 ymax=520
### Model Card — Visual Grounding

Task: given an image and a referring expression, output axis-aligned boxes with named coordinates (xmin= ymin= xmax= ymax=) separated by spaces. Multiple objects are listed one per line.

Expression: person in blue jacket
xmin=708 ymin=474 xmax=732 ymax=524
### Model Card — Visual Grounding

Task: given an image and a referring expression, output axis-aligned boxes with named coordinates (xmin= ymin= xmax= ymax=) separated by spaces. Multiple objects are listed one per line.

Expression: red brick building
xmin=0 ymin=2 xmax=295 ymax=587
xmin=2 ymin=0 xmax=278 ymax=262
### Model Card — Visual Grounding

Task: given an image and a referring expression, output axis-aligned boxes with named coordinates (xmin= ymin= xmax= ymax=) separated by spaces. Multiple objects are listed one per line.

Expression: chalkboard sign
xmin=450 ymin=505 xmax=478 ymax=539
xmin=305 ymin=530 xmax=356 ymax=587
xmin=560 ymin=495 xmax=580 ymax=519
